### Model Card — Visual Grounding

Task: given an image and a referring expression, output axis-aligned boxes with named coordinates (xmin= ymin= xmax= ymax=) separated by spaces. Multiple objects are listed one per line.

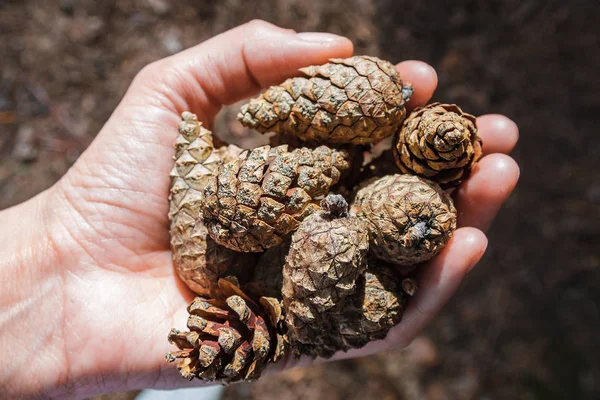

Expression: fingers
xmin=396 ymin=61 xmax=438 ymax=110
xmin=390 ymin=227 xmax=487 ymax=344
xmin=454 ymin=154 xmax=520 ymax=230
xmin=330 ymin=227 xmax=487 ymax=361
xmin=132 ymin=20 xmax=353 ymax=123
xmin=453 ymin=114 xmax=520 ymax=230
xmin=477 ymin=114 xmax=519 ymax=155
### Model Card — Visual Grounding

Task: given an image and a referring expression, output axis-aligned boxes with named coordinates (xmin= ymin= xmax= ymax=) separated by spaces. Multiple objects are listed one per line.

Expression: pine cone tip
xmin=320 ymin=194 xmax=349 ymax=218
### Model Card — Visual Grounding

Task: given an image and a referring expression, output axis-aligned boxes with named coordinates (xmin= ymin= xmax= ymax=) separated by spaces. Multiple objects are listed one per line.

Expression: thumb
xmin=52 ymin=21 xmax=352 ymax=239
xmin=121 ymin=19 xmax=354 ymax=127
xmin=77 ymin=19 xmax=353 ymax=182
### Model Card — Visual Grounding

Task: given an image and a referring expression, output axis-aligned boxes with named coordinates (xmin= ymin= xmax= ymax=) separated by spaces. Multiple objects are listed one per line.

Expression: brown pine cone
xmin=335 ymin=261 xmax=414 ymax=351
xmin=285 ymin=253 xmax=413 ymax=358
xmin=166 ymin=279 xmax=287 ymax=383
xmin=238 ymin=56 xmax=413 ymax=145
xmin=203 ymin=145 xmax=354 ymax=252
xmin=393 ymin=103 xmax=483 ymax=187
xmin=282 ymin=194 xmax=370 ymax=358
xmin=352 ymin=174 xmax=456 ymax=265
xmin=169 ymin=112 xmax=257 ymax=297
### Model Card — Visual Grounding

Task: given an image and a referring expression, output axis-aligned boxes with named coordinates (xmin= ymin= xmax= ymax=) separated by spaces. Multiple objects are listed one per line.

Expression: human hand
xmin=0 ymin=20 xmax=519 ymax=398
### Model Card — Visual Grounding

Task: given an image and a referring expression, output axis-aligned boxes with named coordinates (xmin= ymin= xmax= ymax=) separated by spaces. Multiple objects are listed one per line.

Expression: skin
xmin=0 ymin=20 xmax=519 ymax=399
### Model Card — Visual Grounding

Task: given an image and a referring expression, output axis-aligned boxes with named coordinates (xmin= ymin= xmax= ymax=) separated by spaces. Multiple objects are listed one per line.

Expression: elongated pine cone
xmin=352 ymin=174 xmax=456 ymax=265
xmin=169 ymin=112 xmax=258 ymax=297
xmin=393 ymin=103 xmax=483 ymax=187
xmin=283 ymin=194 xmax=371 ymax=358
xmin=238 ymin=56 xmax=413 ymax=144
xmin=203 ymin=145 xmax=353 ymax=252
xmin=167 ymin=279 xmax=287 ymax=383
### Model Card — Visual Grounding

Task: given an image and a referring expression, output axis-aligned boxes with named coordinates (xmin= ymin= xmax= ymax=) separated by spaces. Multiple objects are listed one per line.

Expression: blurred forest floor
xmin=2 ymin=1 xmax=599 ymax=399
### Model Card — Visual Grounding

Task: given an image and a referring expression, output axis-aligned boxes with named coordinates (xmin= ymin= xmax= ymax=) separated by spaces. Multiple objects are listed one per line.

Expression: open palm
xmin=40 ymin=21 xmax=519 ymax=397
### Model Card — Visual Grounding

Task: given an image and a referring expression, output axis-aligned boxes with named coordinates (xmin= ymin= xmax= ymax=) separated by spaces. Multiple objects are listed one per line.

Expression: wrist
xmin=0 ymin=187 xmax=70 ymax=398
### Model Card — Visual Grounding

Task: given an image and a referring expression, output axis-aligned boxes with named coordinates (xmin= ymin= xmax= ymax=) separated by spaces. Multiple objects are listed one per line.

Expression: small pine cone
xmin=282 ymin=195 xmax=370 ymax=358
xmin=238 ymin=56 xmax=413 ymax=145
xmin=287 ymin=256 xmax=413 ymax=359
xmin=203 ymin=145 xmax=354 ymax=252
xmin=393 ymin=103 xmax=483 ymax=187
xmin=352 ymin=174 xmax=456 ymax=265
xmin=167 ymin=279 xmax=287 ymax=383
xmin=169 ymin=112 xmax=257 ymax=296
xmin=335 ymin=261 xmax=413 ymax=351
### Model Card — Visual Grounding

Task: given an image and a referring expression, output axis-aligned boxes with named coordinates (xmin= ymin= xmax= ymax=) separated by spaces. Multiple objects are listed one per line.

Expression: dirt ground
xmin=2 ymin=1 xmax=599 ymax=399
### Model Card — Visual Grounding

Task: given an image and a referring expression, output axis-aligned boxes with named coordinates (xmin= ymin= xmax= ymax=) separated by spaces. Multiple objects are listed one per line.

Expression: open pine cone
xmin=393 ymin=103 xmax=483 ymax=187
xmin=238 ymin=55 xmax=413 ymax=144
xmin=166 ymin=279 xmax=287 ymax=383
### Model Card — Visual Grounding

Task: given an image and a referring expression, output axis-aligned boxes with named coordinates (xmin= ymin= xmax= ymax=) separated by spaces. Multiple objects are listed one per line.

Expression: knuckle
xmin=243 ymin=19 xmax=290 ymax=38
xmin=133 ymin=59 xmax=181 ymax=94
xmin=245 ymin=19 xmax=273 ymax=32
xmin=136 ymin=60 xmax=164 ymax=82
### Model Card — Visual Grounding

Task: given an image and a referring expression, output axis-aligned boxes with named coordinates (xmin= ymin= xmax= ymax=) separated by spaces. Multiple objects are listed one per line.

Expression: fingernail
xmin=296 ymin=32 xmax=345 ymax=43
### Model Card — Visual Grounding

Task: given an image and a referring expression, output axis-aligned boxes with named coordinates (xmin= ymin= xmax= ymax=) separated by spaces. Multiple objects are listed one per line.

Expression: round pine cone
xmin=203 ymin=145 xmax=353 ymax=252
xmin=335 ymin=260 xmax=412 ymax=351
xmin=169 ymin=112 xmax=257 ymax=297
xmin=393 ymin=103 xmax=483 ymax=187
xmin=167 ymin=279 xmax=287 ymax=383
xmin=282 ymin=194 xmax=370 ymax=358
xmin=238 ymin=55 xmax=413 ymax=145
xmin=286 ymin=255 xmax=413 ymax=359
xmin=352 ymin=174 xmax=456 ymax=265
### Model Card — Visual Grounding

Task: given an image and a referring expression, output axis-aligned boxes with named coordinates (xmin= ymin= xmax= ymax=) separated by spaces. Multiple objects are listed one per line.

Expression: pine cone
xmin=169 ymin=112 xmax=257 ymax=297
xmin=352 ymin=174 xmax=456 ymax=265
xmin=286 ymin=255 xmax=413 ymax=358
xmin=166 ymin=279 xmax=287 ymax=383
xmin=282 ymin=194 xmax=370 ymax=358
xmin=203 ymin=145 xmax=354 ymax=252
xmin=393 ymin=103 xmax=483 ymax=187
xmin=335 ymin=261 xmax=414 ymax=351
xmin=238 ymin=56 xmax=413 ymax=145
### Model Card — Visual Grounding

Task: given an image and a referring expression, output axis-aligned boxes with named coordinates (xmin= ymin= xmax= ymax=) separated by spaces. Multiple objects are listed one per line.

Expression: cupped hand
xmin=31 ymin=20 xmax=519 ymax=396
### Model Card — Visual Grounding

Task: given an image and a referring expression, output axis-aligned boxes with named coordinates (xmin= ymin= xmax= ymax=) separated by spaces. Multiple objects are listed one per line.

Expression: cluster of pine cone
xmin=166 ymin=56 xmax=482 ymax=383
